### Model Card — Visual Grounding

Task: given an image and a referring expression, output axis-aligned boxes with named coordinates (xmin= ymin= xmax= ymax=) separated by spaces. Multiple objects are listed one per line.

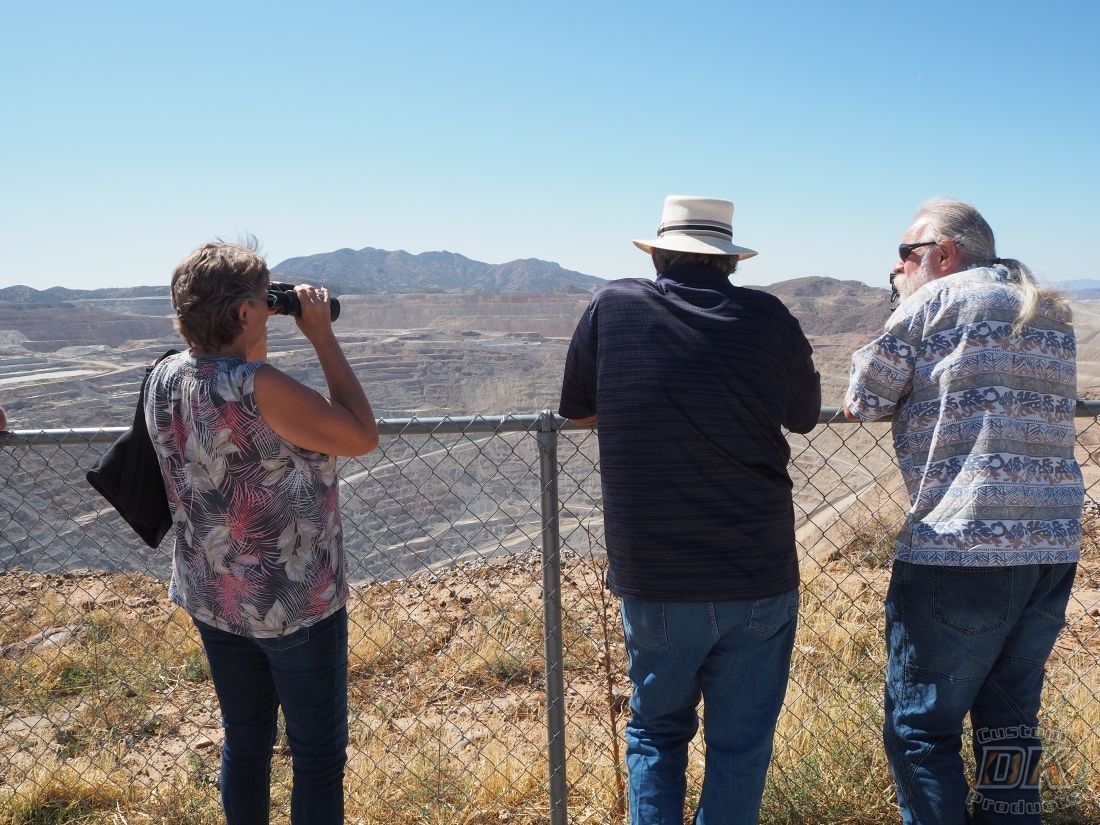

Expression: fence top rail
xmin=3 ymin=401 xmax=1099 ymax=446
xmin=817 ymin=399 xmax=1100 ymax=425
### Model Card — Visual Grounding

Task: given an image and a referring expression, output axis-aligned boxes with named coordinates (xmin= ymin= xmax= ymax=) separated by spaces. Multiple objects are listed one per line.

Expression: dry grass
xmin=2 ymin=537 xmax=1099 ymax=825
xmin=0 ymin=755 xmax=227 ymax=825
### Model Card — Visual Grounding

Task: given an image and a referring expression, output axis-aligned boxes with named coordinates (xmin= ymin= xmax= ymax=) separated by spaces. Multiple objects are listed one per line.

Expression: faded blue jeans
xmin=620 ymin=588 xmax=798 ymax=825
xmin=883 ymin=561 xmax=1076 ymax=825
xmin=193 ymin=607 xmax=349 ymax=825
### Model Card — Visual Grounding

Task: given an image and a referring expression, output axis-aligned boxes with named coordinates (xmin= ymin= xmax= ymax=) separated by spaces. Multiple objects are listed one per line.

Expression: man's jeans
xmin=620 ymin=589 xmax=798 ymax=825
xmin=193 ymin=607 xmax=349 ymax=825
xmin=883 ymin=561 xmax=1076 ymax=825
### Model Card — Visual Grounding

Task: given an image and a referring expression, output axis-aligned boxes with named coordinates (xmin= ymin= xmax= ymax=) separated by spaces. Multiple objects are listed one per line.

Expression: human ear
xmin=937 ymin=241 xmax=960 ymax=275
xmin=239 ymin=297 xmax=262 ymax=325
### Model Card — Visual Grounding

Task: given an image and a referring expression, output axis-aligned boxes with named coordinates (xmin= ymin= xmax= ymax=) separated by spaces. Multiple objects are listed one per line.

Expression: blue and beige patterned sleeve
xmin=845 ymin=309 xmax=919 ymax=421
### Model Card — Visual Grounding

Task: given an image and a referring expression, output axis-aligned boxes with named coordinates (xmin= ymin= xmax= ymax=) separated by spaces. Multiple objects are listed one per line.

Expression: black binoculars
xmin=267 ymin=282 xmax=341 ymax=322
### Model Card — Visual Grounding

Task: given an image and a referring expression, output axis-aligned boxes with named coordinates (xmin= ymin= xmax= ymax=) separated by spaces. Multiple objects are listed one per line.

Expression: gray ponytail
xmin=915 ymin=198 xmax=1071 ymax=332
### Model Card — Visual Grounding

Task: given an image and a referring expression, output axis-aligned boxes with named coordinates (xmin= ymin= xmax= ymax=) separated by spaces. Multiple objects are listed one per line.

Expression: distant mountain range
xmin=1056 ymin=279 xmax=1100 ymax=300
xmin=271 ymin=247 xmax=605 ymax=294
xmin=752 ymin=277 xmax=892 ymax=336
xmin=1 ymin=246 xmax=1096 ymax=304
xmin=0 ymin=284 xmax=168 ymax=305
xmin=0 ymin=248 xmax=606 ymax=305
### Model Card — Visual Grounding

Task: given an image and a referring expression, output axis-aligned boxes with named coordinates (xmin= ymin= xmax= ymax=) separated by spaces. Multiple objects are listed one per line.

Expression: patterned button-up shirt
xmin=846 ymin=264 xmax=1082 ymax=566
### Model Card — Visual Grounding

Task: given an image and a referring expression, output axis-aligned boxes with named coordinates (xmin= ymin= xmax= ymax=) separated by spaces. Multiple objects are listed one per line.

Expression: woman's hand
xmin=255 ymin=284 xmax=379 ymax=457
xmin=293 ymin=284 xmax=336 ymax=343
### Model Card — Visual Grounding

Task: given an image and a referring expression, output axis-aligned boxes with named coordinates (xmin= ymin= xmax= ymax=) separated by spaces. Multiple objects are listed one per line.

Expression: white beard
xmin=895 ymin=255 xmax=939 ymax=299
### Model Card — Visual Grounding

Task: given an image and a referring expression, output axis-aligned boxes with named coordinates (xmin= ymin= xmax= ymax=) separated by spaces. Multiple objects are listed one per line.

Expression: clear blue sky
xmin=2 ymin=1 xmax=1097 ymax=290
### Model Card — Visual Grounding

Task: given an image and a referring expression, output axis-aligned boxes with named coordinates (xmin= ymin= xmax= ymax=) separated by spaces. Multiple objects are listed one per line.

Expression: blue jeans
xmin=883 ymin=561 xmax=1075 ymax=825
xmin=193 ymin=607 xmax=349 ymax=825
xmin=620 ymin=589 xmax=798 ymax=825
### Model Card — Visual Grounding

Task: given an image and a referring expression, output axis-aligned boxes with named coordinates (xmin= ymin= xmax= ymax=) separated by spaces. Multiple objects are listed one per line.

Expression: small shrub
xmin=182 ymin=650 xmax=210 ymax=682
xmin=54 ymin=664 xmax=93 ymax=697
xmin=486 ymin=652 xmax=541 ymax=686
xmin=828 ymin=514 xmax=900 ymax=569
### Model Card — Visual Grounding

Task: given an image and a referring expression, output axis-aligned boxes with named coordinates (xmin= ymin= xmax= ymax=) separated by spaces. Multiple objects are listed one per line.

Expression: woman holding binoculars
xmin=145 ymin=239 xmax=377 ymax=825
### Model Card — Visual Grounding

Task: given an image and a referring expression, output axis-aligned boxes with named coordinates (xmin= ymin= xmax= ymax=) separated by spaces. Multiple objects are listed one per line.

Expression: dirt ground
xmin=1 ymin=532 xmax=1097 ymax=792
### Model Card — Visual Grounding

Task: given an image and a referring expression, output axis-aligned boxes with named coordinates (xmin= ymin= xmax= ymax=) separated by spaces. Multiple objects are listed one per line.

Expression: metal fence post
xmin=537 ymin=409 xmax=569 ymax=825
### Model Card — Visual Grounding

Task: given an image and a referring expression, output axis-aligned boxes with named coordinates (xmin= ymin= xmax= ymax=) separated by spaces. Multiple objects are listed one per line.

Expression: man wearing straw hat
xmin=845 ymin=199 xmax=1082 ymax=824
xmin=559 ymin=195 xmax=821 ymax=824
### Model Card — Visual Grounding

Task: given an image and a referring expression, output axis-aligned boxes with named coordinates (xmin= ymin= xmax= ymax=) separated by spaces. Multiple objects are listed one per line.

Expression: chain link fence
xmin=1 ymin=406 xmax=1098 ymax=824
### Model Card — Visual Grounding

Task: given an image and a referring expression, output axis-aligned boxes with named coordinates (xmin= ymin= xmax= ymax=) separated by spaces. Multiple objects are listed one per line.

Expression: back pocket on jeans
xmin=749 ymin=588 xmax=799 ymax=634
xmin=620 ymin=598 xmax=669 ymax=653
xmin=932 ymin=567 xmax=1012 ymax=635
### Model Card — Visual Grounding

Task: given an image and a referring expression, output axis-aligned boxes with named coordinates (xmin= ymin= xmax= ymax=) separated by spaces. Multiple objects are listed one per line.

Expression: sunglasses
xmin=898 ymin=240 xmax=939 ymax=261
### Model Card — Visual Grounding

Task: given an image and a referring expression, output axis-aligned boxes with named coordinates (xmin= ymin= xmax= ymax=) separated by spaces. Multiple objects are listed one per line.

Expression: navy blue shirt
xmin=558 ymin=265 xmax=821 ymax=601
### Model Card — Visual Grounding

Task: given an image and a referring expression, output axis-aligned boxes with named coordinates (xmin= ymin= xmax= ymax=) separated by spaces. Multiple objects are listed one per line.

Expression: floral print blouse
xmin=145 ymin=353 xmax=347 ymax=637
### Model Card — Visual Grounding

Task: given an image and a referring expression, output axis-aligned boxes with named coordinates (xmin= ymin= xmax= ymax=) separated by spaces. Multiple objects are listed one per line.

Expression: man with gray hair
xmin=560 ymin=195 xmax=821 ymax=824
xmin=845 ymin=199 xmax=1083 ymax=824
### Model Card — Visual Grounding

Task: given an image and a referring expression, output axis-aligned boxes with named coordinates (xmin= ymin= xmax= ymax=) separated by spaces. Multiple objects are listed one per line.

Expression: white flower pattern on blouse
xmin=145 ymin=353 xmax=348 ymax=638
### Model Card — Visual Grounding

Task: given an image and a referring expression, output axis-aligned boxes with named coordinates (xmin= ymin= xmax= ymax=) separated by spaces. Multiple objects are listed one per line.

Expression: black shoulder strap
xmin=123 ymin=349 xmax=180 ymax=479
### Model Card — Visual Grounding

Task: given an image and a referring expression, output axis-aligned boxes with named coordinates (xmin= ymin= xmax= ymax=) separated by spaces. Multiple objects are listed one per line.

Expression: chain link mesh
xmin=1 ymin=412 xmax=1097 ymax=823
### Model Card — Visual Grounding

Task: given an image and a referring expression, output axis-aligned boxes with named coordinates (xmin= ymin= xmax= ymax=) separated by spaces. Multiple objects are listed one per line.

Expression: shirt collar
xmin=963 ymin=261 xmax=1010 ymax=279
xmin=655 ymin=263 xmax=732 ymax=287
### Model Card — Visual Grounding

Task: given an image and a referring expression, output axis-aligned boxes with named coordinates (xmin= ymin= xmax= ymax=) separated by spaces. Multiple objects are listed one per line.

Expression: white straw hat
xmin=633 ymin=195 xmax=758 ymax=259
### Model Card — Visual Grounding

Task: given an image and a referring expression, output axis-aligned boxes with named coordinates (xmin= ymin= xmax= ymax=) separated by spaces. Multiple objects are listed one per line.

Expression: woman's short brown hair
xmin=171 ymin=239 xmax=269 ymax=352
